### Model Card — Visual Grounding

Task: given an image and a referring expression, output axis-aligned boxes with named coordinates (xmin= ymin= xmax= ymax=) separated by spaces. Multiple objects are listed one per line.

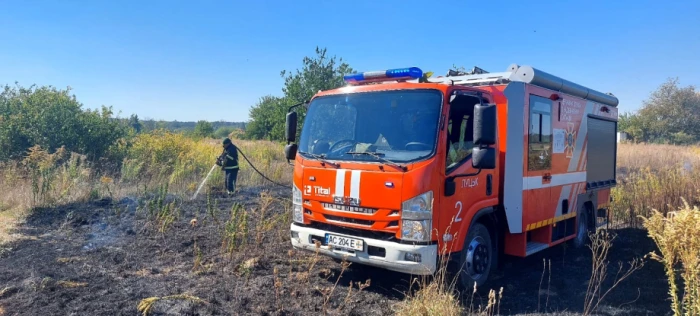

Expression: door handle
xmin=542 ymin=173 xmax=552 ymax=181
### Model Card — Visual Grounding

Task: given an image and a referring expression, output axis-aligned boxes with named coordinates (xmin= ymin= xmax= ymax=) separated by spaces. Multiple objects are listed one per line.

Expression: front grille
xmin=321 ymin=202 xmax=378 ymax=215
xmin=324 ymin=214 xmax=374 ymax=226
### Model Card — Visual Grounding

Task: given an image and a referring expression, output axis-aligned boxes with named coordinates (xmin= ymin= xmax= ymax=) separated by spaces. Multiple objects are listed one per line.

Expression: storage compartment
xmin=586 ymin=117 xmax=617 ymax=188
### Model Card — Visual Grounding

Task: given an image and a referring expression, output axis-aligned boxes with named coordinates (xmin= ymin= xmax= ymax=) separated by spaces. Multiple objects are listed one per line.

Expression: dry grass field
xmin=0 ymin=137 xmax=698 ymax=315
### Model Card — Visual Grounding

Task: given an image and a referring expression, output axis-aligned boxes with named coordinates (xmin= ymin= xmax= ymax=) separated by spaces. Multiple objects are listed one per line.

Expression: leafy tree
xmin=0 ymin=83 xmax=127 ymax=161
xmin=129 ymin=114 xmax=142 ymax=133
xmin=193 ymin=120 xmax=214 ymax=138
xmin=619 ymin=78 xmax=700 ymax=144
xmin=245 ymin=95 xmax=288 ymax=141
xmin=80 ymin=105 xmax=127 ymax=160
xmin=246 ymin=47 xmax=354 ymax=141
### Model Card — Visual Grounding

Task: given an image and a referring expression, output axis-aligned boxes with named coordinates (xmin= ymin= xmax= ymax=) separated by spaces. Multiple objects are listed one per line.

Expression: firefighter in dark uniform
xmin=216 ymin=138 xmax=239 ymax=195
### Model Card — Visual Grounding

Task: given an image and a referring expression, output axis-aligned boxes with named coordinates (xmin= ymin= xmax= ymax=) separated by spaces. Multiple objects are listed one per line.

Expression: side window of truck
xmin=445 ymin=95 xmax=476 ymax=173
xmin=528 ymin=95 xmax=553 ymax=171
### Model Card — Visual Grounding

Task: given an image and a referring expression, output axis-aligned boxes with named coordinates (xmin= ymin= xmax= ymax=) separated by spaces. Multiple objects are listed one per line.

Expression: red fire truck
xmin=283 ymin=64 xmax=618 ymax=289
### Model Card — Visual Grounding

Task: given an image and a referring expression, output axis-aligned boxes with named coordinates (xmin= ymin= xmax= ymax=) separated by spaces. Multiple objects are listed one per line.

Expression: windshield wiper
xmin=345 ymin=151 xmax=407 ymax=171
xmin=299 ymin=152 xmax=340 ymax=168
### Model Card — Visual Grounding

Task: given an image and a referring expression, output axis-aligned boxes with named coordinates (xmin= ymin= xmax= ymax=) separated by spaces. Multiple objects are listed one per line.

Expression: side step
xmin=525 ymin=242 xmax=548 ymax=256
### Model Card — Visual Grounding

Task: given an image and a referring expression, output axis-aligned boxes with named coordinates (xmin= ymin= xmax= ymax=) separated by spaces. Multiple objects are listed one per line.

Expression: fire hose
xmin=237 ymin=148 xmax=292 ymax=189
xmin=190 ymin=148 xmax=291 ymax=200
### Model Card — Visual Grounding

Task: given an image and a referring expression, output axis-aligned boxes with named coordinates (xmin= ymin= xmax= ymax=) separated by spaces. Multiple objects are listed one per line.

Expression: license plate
xmin=325 ymin=234 xmax=364 ymax=251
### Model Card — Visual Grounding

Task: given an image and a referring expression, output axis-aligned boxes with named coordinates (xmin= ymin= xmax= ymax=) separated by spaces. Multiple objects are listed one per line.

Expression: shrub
xmin=642 ymin=200 xmax=700 ymax=316
xmin=0 ymin=84 xmax=127 ymax=161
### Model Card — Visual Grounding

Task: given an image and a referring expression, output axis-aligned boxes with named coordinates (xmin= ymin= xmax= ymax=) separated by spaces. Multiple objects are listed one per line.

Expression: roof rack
xmin=428 ymin=72 xmax=514 ymax=86
xmin=428 ymin=63 xmax=619 ymax=107
xmin=428 ymin=63 xmax=519 ymax=87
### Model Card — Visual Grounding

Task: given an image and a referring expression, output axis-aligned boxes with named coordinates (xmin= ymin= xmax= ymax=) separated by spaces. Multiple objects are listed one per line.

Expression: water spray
xmin=190 ymin=164 xmax=218 ymax=200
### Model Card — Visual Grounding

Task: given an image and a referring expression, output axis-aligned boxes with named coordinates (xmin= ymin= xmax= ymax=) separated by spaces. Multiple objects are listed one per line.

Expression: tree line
xmin=129 ymin=117 xmax=246 ymax=135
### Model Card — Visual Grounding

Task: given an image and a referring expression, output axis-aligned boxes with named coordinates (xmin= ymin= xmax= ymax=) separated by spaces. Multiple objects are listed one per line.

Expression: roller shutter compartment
xmin=586 ymin=117 xmax=617 ymax=188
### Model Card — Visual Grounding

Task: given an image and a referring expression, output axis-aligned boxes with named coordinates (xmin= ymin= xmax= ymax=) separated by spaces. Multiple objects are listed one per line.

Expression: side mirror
xmin=286 ymin=111 xmax=298 ymax=143
xmin=472 ymin=147 xmax=496 ymax=169
xmin=284 ymin=144 xmax=298 ymax=161
xmin=474 ymin=103 xmax=496 ymax=146
xmin=444 ymin=178 xmax=456 ymax=197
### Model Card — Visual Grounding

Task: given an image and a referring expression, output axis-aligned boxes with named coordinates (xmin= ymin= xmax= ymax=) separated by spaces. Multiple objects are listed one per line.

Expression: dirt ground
xmin=0 ymin=185 xmax=672 ymax=316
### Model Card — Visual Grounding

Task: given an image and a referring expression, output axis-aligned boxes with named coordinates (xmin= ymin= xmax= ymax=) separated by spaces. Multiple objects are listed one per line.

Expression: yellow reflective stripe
xmin=525 ymin=211 xmax=578 ymax=231
xmin=224 ymin=166 xmax=239 ymax=169
xmin=226 ymin=155 xmax=235 ymax=160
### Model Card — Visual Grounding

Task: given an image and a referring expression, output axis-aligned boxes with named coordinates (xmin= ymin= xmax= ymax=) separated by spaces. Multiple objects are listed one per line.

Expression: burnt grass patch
xmin=0 ymin=185 xmax=671 ymax=315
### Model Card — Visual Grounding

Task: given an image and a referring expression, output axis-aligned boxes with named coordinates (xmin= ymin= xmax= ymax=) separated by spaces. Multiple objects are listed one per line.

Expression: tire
xmin=572 ymin=205 xmax=592 ymax=248
xmin=457 ymin=222 xmax=496 ymax=290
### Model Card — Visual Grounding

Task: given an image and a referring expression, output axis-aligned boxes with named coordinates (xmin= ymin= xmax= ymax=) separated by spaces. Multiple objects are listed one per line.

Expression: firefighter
xmin=216 ymin=138 xmax=239 ymax=195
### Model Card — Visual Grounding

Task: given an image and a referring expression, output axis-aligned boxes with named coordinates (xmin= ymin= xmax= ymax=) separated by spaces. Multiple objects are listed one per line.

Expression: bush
xmin=0 ymin=84 xmax=127 ymax=161
xmin=642 ymin=200 xmax=700 ymax=316
xmin=193 ymin=120 xmax=214 ymax=138
xmin=120 ymin=130 xmax=220 ymax=188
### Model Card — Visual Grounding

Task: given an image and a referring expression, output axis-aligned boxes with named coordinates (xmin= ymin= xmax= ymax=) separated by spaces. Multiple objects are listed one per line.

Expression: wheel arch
xmin=576 ymin=190 xmax=598 ymax=227
xmin=469 ymin=206 xmax=499 ymax=246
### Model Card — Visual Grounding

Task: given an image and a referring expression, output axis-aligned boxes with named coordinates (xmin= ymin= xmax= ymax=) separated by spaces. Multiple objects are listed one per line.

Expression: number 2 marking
xmin=455 ymin=201 xmax=463 ymax=222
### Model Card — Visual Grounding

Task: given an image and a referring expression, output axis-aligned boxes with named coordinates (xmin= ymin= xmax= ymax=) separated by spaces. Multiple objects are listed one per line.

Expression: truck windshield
xmin=298 ymin=89 xmax=442 ymax=164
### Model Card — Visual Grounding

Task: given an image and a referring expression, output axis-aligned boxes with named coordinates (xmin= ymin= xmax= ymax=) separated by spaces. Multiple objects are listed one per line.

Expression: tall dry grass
xmin=0 ymin=132 xmax=291 ymax=243
xmin=120 ymin=131 xmax=291 ymax=194
xmin=642 ymin=200 xmax=700 ymax=316
xmin=611 ymin=143 xmax=700 ymax=227
xmin=614 ymin=143 xmax=700 ymax=316
xmin=0 ymin=145 xmax=102 ymax=242
xmin=583 ymin=230 xmax=645 ymax=316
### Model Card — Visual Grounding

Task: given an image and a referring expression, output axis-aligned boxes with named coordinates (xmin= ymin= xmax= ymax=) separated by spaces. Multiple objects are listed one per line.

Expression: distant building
xmin=617 ymin=131 xmax=628 ymax=143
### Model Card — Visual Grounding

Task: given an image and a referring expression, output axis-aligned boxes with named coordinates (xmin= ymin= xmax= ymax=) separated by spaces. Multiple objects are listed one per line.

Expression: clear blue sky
xmin=1 ymin=0 xmax=698 ymax=122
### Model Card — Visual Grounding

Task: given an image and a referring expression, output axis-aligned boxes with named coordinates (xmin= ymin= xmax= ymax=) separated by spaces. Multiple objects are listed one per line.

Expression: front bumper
xmin=290 ymin=223 xmax=437 ymax=275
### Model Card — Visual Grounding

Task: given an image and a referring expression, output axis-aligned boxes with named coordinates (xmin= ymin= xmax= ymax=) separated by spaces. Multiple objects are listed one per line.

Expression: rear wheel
xmin=458 ymin=223 xmax=496 ymax=290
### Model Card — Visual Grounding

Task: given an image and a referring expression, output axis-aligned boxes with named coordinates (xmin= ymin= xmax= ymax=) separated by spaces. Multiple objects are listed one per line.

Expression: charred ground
xmin=0 ymin=186 xmax=671 ymax=315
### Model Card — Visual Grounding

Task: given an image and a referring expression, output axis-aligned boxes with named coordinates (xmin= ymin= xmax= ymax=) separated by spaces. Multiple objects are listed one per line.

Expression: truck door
xmin=439 ymin=91 xmax=494 ymax=252
xmin=523 ymin=94 xmax=554 ymax=236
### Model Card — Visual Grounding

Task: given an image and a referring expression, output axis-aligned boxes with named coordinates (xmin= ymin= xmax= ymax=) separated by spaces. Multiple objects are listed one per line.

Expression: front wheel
xmin=458 ymin=223 xmax=496 ymax=290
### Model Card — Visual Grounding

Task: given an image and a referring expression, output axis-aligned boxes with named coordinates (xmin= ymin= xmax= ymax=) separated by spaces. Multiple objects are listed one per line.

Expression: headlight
xmin=292 ymin=184 xmax=303 ymax=223
xmin=400 ymin=191 xmax=433 ymax=242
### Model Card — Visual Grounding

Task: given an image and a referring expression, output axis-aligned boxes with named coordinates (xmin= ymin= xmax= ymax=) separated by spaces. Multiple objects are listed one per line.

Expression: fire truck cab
xmin=283 ymin=64 xmax=618 ymax=289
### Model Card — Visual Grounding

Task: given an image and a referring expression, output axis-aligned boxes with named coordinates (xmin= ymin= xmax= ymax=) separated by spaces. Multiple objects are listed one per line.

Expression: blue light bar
xmin=343 ymin=67 xmax=423 ymax=84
